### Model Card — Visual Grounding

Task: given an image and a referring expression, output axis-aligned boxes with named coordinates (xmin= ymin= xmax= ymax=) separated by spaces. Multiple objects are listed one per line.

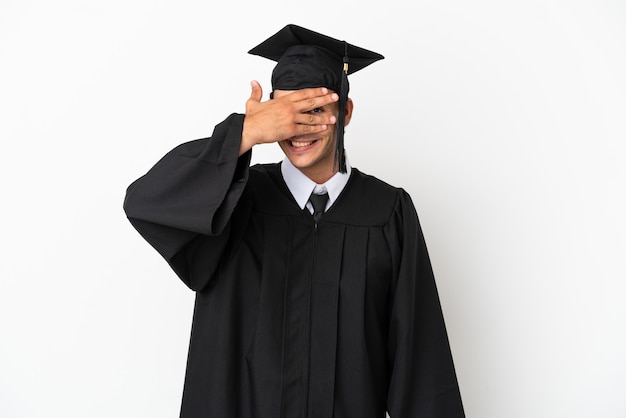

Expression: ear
xmin=344 ymin=98 xmax=354 ymax=126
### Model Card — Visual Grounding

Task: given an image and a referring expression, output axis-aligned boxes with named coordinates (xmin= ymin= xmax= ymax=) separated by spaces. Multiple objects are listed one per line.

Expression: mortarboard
xmin=248 ymin=24 xmax=384 ymax=173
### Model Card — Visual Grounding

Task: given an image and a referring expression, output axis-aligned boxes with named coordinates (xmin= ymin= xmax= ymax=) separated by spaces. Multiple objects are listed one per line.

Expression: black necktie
xmin=309 ymin=192 xmax=329 ymax=223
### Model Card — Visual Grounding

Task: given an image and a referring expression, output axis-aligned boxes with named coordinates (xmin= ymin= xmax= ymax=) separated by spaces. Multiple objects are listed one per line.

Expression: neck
xmin=300 ymin=164 xmax=338 ymax=185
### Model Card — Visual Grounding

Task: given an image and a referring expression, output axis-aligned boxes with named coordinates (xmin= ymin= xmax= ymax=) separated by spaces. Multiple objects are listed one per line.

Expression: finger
xmin=292 ymin=123 xmax=331 ymax=136
xmin=272 ymin=87 xmax=337 ymax=105
xmin=293 ymin=92 xmax=340 ymax=113
xmin=249 ymin=80 xmax=263 ymax=103
xmin=293 ymin=112 xmax=337 ymax=126
xmin=280 ymin=87 xmax=334 ymax=105
xmin=287 ymin=87 xmax=329 ymax=100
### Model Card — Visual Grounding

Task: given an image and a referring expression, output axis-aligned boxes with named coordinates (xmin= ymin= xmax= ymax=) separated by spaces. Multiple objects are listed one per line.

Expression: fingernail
xmin=321 ymin=87 xmax=328 ymax=94
xmin=330 ymin=116 xmax=336 ymax=123
xmin=331 ymin=93 xmax=338 ymax=101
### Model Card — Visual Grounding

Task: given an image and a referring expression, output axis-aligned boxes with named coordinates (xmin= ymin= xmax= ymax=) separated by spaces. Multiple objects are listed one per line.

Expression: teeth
xmin=291 ymin=140 xmax=313 ymax=147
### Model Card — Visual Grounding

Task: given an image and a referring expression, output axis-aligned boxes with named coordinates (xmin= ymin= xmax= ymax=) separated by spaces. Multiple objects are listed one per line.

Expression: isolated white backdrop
xmin=1 ymin=1 xmax=625 ymax=417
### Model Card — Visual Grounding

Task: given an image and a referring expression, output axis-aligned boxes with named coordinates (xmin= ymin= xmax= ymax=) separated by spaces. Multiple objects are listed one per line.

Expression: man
xmin=124 ymin=24 xmax=464 ymax=418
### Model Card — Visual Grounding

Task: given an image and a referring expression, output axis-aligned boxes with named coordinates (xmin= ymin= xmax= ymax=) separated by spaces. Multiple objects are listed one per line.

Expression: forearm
xmin=124 ymin=114 xmax=249 ymax=235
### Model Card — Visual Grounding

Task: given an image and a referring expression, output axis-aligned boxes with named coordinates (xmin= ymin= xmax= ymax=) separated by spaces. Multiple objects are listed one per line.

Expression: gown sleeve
xmin=386 ymin=190 xmax=465 ymax=417
xmin=123 ymin=113 xmax=251 ymax=291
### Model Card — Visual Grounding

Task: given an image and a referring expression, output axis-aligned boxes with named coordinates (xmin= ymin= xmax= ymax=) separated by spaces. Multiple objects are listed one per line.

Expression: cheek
xmin=325 ymin=131 xmax=337 ymax=149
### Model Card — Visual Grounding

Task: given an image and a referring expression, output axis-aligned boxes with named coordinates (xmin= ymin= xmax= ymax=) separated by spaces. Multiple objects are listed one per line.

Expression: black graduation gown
xmin=123 ymin=114 xmax=464 ymax=418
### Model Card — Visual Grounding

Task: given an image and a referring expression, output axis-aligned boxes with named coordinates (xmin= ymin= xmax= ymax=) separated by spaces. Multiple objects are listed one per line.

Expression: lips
xmin=291 ymin=140 xmax=314 ymax=147
xmin=288 ymin=137 xmax=319 ymax=148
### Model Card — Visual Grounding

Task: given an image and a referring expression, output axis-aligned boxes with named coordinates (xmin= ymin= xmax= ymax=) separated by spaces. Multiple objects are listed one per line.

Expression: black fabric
xmin=248 ymin=24 xmax=384 ymax=79
xmin=309 ymin=192 xmax=328 ymax=223
xmin=124 ymin=113 xmax=465 ymax=418
xmin=270 ymin=45 xmax=345 ymax=93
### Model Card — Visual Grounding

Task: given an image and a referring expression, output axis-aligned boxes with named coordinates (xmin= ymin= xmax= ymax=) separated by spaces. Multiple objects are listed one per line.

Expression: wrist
xmin=240 ymin=117 xmax=256 ymax=156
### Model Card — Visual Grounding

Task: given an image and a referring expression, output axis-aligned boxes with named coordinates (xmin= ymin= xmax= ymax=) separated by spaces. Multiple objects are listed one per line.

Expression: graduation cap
xmin=248 ymin=24 xmax=384 ymax=173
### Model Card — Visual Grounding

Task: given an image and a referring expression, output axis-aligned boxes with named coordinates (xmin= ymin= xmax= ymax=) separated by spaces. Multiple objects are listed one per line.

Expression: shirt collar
xmin=280 ymin=157 xmax=352 ymax=210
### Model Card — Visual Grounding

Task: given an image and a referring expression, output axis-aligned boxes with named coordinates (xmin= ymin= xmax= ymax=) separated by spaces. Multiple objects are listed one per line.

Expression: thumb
xmin=248 ymin=80 xmax=263 ymax=103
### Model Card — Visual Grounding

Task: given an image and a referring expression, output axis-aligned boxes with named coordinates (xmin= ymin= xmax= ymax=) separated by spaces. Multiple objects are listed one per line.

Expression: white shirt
xmin=280 ymin=157 xmax=352 ymax=214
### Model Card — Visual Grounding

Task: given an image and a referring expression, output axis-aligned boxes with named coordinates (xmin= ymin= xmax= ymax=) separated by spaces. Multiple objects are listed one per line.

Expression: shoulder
xmin=249 ymin=162 xmax=281 ymax=185
xmin=330 ymin=168 xmax=413 ymax=226
xmin=350 ymin=168 xmax=402 ymax=194
xmin=246 ymin=162 xmax=297 ymax=213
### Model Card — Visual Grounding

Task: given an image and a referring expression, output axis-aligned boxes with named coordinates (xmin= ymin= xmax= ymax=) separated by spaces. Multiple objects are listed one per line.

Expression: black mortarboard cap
xmin=248 ymin=24 xmax=384 ymax=173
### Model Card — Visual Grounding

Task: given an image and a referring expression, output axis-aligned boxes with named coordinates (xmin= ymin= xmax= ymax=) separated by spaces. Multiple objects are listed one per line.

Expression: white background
xmin=1 ymin=1 xmax=625 ymax=417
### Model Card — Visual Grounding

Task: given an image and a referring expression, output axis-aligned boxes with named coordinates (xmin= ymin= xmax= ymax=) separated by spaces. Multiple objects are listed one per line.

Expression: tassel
xmin=335 ymin=41 xmax=349 ymax=174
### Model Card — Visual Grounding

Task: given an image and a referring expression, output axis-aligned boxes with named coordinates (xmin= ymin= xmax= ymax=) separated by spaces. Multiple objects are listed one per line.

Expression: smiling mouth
xmin=289 ymin=139 xmax=317 ymax=147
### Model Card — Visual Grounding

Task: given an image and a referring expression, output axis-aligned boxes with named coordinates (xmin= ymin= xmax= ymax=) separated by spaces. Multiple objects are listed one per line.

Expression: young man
xmin=124 ymin=24 xmax=464 ymax=418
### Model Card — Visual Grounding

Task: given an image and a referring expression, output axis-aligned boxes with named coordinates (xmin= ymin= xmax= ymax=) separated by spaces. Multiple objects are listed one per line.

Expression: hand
xmin=240 ymin=80 xmax=338 ymax=155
